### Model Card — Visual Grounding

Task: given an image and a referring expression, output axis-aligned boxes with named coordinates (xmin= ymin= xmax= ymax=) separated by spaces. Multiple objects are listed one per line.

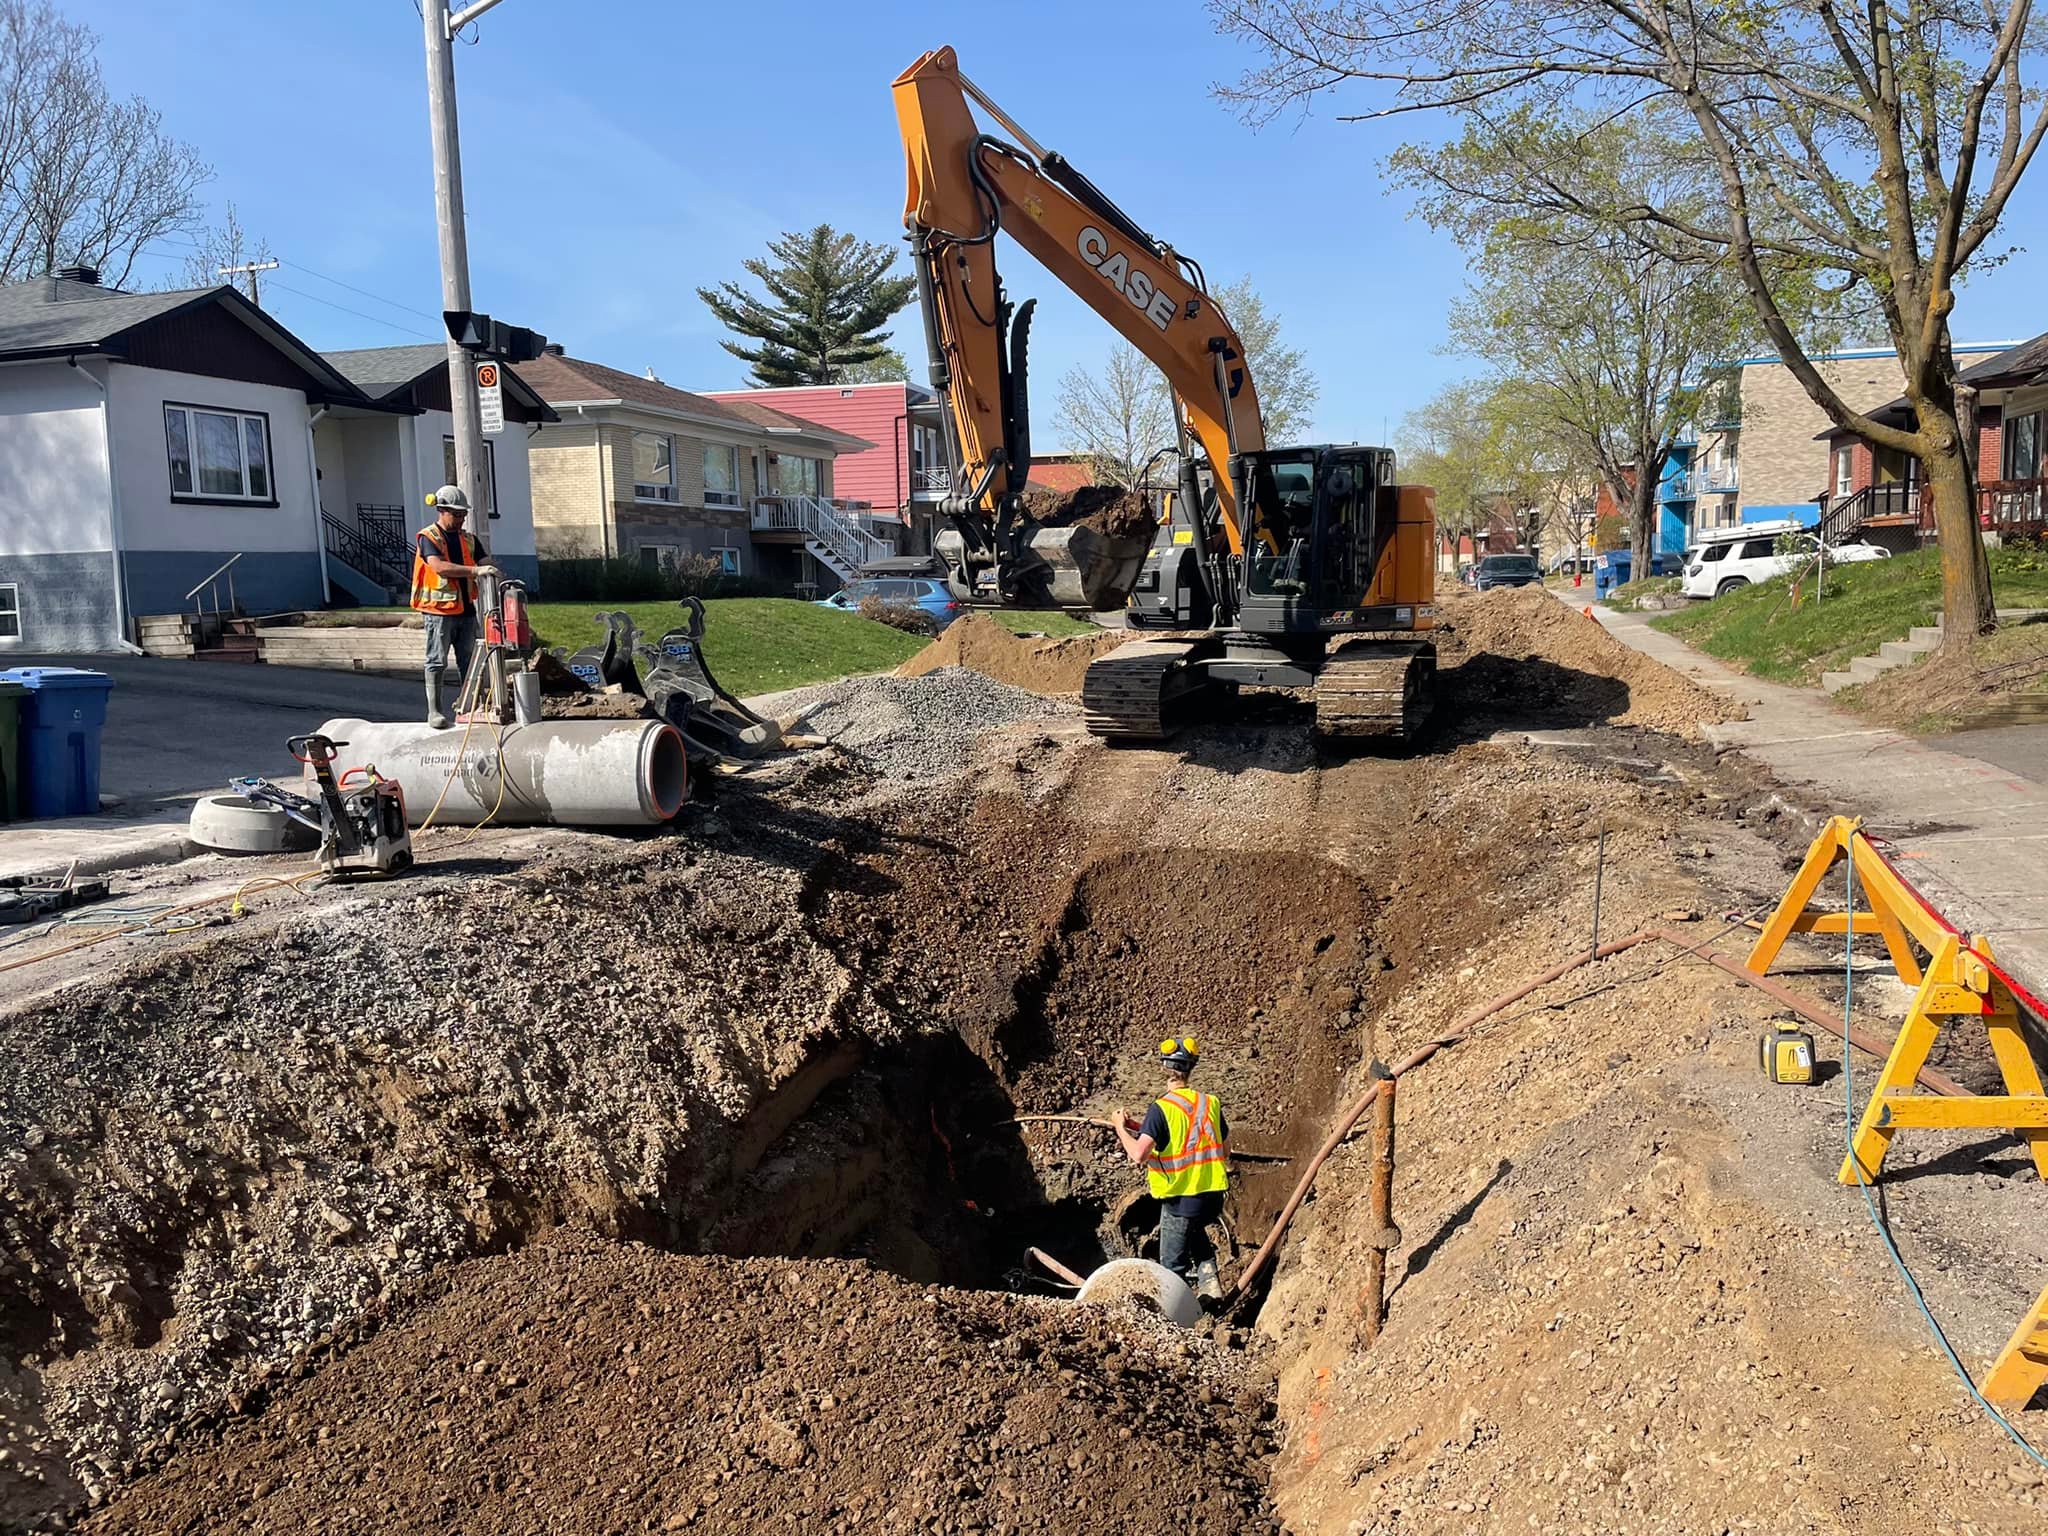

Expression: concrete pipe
xmin=1074 ymin=1258 xmax=1202 ymax=1329
xmin=316 ymin=717 xmax=687 ymax=827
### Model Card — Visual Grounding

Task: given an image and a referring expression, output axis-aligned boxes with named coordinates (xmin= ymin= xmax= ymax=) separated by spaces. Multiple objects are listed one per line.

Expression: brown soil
xmin=82 ymin=1230 xmax=1277 ymax=1536
xmin=1021 ymin=485 xmax=1157 ymax=541
xmin=1840 ymin=616 xmax=2048 ymax=731
xmin=896 ymin=614 xmax=1125 ymax=695
xmin=1435 ymin=583 xmax=1748 ymax=738
xmin=9 ymin=596 xmax=2046 ymax=1535
xmin=540 ymin=689 xmax=656 ymax=720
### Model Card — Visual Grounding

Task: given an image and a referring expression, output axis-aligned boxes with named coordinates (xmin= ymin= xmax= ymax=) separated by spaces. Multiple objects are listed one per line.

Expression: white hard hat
xmin=428 ymin=484 xmax=469 ymax=511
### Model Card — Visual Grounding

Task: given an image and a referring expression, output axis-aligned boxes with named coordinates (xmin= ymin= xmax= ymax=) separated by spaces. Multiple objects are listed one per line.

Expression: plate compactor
xmin=231 ymin=733 xmax=413 ymax=878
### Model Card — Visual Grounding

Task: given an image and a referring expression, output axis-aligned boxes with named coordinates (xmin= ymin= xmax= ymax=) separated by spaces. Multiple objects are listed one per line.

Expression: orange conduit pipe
xmin=1225 ymin=925 xmax=1966 ymax=1311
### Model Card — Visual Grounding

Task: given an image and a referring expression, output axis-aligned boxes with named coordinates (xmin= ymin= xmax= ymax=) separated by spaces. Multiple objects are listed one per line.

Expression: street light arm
xmin=446 ymin=0 xmax=508 ymax=36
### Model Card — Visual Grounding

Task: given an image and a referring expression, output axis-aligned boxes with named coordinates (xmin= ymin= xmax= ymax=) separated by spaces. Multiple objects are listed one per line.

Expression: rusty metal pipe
xmin=1360 ymin=1073 xmax=1398 ymax=1343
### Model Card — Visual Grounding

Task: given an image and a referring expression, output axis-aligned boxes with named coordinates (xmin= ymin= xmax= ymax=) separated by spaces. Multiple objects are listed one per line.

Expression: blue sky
xmin=93 ymin=0 xmax=2046 ymax=448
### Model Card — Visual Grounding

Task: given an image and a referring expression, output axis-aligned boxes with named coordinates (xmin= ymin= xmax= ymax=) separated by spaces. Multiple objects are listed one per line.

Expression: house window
xmin=714 ymin=546 xmax=741 ymax=575
xmin=164 ymin=404 xmax=272 ymax=502
xmin=771 ymin=453 xmax=822 ymax=497
xmin=702 ymin=443 xmax=742 ymax=507
xmin=442 ymin=437 xmax=499 ymax=519
xmin=634 ymin=432 xmax=676 ymax=502
xmin=2003 ymin=412 xmax=2041 ymax=481
xmin=1834 ymin=445 xmax=1854 ymax=498
xmin=0 ymin=583 xmax=18 ymax=640
xmin=639 ymin=542 xmax=681 ymax=570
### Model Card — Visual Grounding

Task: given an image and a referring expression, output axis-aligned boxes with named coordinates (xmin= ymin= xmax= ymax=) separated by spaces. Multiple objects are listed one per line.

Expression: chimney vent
xmin=53 ymin=264 xmax=99 ymax=286
xmin=542 ymin=342 xmax=564 ymax=356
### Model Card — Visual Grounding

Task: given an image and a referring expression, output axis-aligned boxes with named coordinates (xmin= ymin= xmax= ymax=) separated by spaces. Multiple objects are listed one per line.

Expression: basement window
xmin=0 ymin=583 xmax=18 ymax=639
xmin=164 ymin=403 xmax=273 ymax=503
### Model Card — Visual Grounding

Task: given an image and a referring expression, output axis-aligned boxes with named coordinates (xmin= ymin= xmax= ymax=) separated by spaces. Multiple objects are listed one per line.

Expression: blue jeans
xmin=1158 ymin=1192 xmax=1223 ymax=1280
xmin=424 ymin=612 xmax=478 ymax=684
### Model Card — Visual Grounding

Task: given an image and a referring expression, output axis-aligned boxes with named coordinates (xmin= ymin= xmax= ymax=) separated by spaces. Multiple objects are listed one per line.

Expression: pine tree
xmin=697 ymin=226 xmax=916 ymax=388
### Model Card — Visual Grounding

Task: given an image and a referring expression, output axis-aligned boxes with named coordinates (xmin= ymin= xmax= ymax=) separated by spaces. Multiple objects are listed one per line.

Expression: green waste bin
xmin=0 ymin=679 xmax=23 ymax=822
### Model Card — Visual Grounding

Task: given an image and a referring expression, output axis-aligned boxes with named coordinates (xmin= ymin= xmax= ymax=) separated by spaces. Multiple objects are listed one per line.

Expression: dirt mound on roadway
xmin=898 ymin=614 xmax=1125 ymax=695
xmin=1021 ymin=484 xmax=1156 ymax=541
xmin=1437 ymin=584 xmax=1744 ymax=738
xmin=88 ymin=1230 xmax=1278 ymax=1536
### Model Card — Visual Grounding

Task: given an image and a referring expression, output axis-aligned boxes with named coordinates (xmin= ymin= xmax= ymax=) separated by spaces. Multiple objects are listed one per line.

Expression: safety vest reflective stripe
xmin=410 ymin=525 xmax=473 ymax=614
xmin=1145 ymin=1090 xmax=1228 ymax=1199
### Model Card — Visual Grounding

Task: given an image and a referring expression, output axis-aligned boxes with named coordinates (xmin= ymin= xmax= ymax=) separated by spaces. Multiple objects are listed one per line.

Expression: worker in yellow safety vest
xmin=1112 ymin=1036 xmax=1229 ymax=1300
xmin=411 ymin=486 xmax=498 ymax=728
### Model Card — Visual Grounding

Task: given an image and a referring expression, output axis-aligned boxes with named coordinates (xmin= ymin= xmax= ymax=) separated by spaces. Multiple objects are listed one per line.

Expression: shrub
xmin=857 ymin=596 xmax=937 ymax=635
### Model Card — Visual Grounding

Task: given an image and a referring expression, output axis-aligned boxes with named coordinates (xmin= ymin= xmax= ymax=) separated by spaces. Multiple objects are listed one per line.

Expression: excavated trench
xmin=1 ymin=792 xmax=1386 ymax=1531
xmin=682 ymin=837 xmax=1380 ymax=1306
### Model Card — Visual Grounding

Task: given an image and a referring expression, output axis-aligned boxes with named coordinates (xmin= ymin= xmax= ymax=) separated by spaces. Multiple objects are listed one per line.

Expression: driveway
xmin=6 ymin=655 xmax=422 ymax=813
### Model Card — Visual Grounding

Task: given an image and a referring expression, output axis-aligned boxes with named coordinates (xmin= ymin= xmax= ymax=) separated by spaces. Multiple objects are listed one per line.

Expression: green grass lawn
xmin=1649 ymin=545 xmax=2048 ymax=684
xmin=527 ymin=598 xmax=928 ymax=697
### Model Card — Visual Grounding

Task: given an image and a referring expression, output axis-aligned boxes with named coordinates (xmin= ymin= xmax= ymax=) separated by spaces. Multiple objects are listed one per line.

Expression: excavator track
xmin=1314 ymin=639 xmax=1436 ymax=744
xmin=1081 ymin=638 xmax=1205 ymax=740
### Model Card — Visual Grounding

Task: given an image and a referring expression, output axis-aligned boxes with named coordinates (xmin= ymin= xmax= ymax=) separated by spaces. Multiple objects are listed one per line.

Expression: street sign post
xmin=476 ymin=360 xmax=504 ymax=435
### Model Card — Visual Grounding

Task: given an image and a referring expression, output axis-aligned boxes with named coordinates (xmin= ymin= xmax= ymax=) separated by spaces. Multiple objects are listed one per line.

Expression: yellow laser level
xmin=1760 ymin=1022 xmax=1817 ymax=1085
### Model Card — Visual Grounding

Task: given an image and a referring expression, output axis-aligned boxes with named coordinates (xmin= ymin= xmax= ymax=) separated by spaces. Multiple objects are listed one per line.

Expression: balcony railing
xmin=911 ymin=465 xmax=950 ymax=493
xmin=751 ymin=495 xmax=893 ymax=570
xmin=1698 ymin=463 xmax=1740 ymax=494
xmin=1822 ymin=479 xmax=2048 ymax=542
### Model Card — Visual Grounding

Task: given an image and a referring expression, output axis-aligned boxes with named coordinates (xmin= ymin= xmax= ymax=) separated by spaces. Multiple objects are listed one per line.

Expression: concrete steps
xmin=1821 ymin=608 xmax=2046 ymax=694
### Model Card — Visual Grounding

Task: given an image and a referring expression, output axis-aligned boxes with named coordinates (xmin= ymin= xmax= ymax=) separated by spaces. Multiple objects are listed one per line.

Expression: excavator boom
xmin=893 ymin=47 xmax=1262 ymax=607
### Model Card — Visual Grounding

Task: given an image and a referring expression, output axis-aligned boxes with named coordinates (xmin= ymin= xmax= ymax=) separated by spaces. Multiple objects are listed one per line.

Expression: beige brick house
xmin=514 ymin=350 xmax=881 ymax=588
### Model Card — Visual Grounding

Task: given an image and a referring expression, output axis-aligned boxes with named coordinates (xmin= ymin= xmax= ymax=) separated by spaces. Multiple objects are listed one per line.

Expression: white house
xmin=317 ymin=345 xmax=555 ymax=601
xmin=0 ymin=273 xmax=558 ymax=654
xmin=0 ymin=269 xmax=381 ymax=651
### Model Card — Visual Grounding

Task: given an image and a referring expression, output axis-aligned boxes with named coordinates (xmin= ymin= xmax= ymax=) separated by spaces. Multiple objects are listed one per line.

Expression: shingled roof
xmin=325 ymin=343 xmax=557 ymax=419
xmin=513 ymin=352 xmax=869 ymax=450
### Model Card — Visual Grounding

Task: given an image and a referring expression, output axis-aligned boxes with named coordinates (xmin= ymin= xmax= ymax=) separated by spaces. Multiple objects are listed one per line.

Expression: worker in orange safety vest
xmin=1112 ymin=1036 xmax=1229 ymax=1300
xmin=411 ymin=486 xmax=497 ymax=727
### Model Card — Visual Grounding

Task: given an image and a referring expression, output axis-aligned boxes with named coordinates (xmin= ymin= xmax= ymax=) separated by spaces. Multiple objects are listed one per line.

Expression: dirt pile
xmin=84 ymin=1230 xmax=1279 ymax=1536
xmin=897 ymin=614 xmax=1126 ymax=695
xmin=784 ymin=667 xmax=1074 ymax=779
xmin=1021 ymin=485 xmax=1157 ymax=541
xmin=1435 ymin=583 xmax=1746 ymax=738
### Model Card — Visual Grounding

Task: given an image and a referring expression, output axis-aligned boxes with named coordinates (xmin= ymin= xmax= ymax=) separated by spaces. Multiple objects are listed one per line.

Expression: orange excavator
xmin=892 ymin=46 xmax=1439 ymax=741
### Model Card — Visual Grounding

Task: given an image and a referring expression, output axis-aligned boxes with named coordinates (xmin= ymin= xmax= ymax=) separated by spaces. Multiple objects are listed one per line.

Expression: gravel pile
xmin=791 ymin=667 xmax=1073 ymax=780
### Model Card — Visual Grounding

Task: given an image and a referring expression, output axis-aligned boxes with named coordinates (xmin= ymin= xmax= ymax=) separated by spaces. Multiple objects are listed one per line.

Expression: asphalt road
xmin=5 ymin=655 xmax=422 ymax=812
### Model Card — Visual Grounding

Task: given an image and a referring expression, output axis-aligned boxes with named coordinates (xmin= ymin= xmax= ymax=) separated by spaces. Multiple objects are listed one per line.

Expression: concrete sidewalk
xmin=1590 ymin=603 xmax=2048 ymax=991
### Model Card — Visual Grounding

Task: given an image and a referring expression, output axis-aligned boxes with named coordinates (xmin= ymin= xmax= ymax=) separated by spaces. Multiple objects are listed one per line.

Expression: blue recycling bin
xmin=1593 ymin=550 xmax=1633 ymax=599
xmin=2 ymin=667 xmax=113 ymax=818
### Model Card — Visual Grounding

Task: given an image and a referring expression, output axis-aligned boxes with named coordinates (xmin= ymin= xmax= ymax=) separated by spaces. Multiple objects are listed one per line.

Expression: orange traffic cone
xmin=1582 ymin=606 xmax=1594 ymax=618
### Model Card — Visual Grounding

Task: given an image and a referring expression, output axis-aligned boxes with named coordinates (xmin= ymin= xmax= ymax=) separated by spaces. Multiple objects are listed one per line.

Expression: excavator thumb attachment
xmin=638 ymin=597 xmax=783 ymax=760
xmin=934 ymin=523 xmax=1151 ymax=611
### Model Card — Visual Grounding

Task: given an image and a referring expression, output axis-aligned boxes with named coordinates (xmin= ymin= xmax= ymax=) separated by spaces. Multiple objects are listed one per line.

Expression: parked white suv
xmin=1679 ymin=524 xmax=1890 ymax=600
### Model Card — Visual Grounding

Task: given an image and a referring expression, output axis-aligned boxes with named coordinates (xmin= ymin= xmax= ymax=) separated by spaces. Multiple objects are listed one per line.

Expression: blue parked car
xmin=816 ymin=576 xmax=962 ymax=630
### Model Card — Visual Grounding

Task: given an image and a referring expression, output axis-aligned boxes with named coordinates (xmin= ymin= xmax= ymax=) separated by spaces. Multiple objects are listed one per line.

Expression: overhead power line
xmin=267 ymin=279 xmax=439 ymax=341
xmin=281 ymin=257 xmax=444 ymax=324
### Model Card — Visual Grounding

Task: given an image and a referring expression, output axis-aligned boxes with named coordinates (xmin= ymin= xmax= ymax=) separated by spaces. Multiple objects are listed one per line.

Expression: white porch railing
xmin=911 ymin=465 xmax=950 ymax=493
xmin=753 ymin=494 xmax=893 ymax=571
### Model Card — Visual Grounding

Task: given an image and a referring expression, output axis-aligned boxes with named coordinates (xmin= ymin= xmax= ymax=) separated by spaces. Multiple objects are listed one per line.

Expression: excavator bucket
xmin=1023 ymin=524 xmax=1152 ymax=611
xmin=936 ymin=524 xmax=1152 ymax=611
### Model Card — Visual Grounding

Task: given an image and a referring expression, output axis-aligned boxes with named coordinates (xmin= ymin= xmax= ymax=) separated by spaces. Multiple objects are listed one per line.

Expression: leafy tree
xmin=0 ymin=0 xmax=207 ymax=287
xmin=1212 ymin=0 xmax=2048 ymax=648
xmin=1209 ymin=276 xmax=1318 ymax=443
xmin=834 ymin=347 xmax=912 ymax=385
xmin=1399 ymin=378 xmax=1560 ymax=563
xmin=1055 ymin=342 xmax=1175 ymax=490
xmin=698 ymin=225 xmax=916 ymax=388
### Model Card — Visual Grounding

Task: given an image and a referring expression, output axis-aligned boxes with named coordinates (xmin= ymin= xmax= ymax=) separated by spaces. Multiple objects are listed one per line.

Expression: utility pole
xmin=218 ymin=259 xmax=279 ymax=306
xmin=421 ymin=0 xmax=498 ymax=516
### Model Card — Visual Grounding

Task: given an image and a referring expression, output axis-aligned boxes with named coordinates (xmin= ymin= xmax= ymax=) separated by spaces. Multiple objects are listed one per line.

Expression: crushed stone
xmin=786 ymin=666 xmax=1074 ymax=779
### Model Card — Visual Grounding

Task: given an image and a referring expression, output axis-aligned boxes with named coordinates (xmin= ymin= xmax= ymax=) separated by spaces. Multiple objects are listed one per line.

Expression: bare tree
xmin=1055 ymin=342 xmax=1175 ymax=490
xmin=1214 ymin=0 xmax=2045 ymax=645
xmin=170 ymin=200 xmax=271 ymax=296
xmin=0 ymin=1 xmax=207 ymax=288
xmin=1209 ymin=275 xmax=1319 ymax=443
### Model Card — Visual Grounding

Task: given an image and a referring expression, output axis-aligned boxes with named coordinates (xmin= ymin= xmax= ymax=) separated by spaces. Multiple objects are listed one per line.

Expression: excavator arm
xmin=892 ymin=47 xmax=1263 ymax=605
